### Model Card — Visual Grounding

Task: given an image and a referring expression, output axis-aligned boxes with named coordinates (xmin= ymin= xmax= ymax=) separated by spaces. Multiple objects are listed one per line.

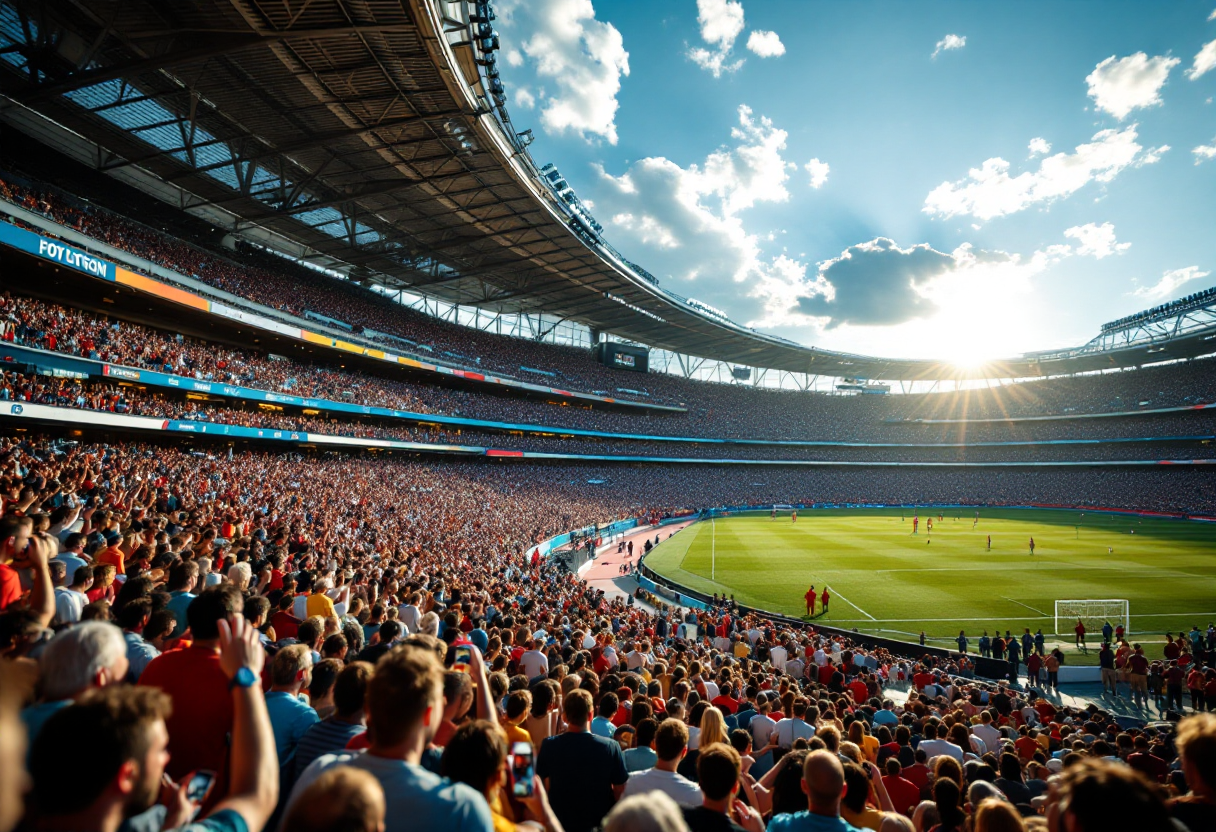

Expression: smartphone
xmin=453 ymin=644 xmax=472 ymax=673
xmin=185 ymin=770 xmax=216 ymax=803
xmin=510 ymin=742 xmax=535 ymax=798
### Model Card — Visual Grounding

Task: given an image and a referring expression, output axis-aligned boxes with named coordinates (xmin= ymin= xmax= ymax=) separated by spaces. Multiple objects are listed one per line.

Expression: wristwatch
xmin=229 ymin=666 xmax=257 ymax=690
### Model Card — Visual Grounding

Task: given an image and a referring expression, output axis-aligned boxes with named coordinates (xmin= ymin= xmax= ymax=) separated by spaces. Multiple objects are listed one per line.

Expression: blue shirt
xmin=166 ymin=590 xmax=196 ymax=638
xmin=293 ymin=717 xmax=367 ymax=779
xmin=124 ymin=631 xmax=160 ymax=682
xmin=290 ymin=752 xmax=493 ymax=832
xmin=590 ymin=716 xmax=616 ymax=738
xmin=767 ymin=811 xmax=865 ymax=832
xmin=265 ymin=691 xmax=320 ymax=762
xmin=20 ymin=700 xmax=71 ymax=748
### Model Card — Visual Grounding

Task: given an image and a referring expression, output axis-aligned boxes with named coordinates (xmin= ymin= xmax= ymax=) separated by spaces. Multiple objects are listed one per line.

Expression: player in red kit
xmin=805 ymin=585 xmax=816 ymax=617
xmin=821 ymin=587 xmax=830 ymax=613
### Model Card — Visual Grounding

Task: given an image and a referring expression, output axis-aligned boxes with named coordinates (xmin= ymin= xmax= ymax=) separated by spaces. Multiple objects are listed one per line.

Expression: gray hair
xmin=419 ymin=611 xmax=440 ymax=637
xmin=227 ymin=562 xmax=252 ymax=587
xmin=603 ymin=792 xmax=688 ymax=832
xmin=967 ymin=780 xmax=1006 ymax=807
xmin=40 ymin=622 xmax=127 ymax=700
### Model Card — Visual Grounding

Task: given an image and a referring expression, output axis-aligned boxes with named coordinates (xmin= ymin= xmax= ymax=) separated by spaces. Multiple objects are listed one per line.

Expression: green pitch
xmin=644 ymin=508 xmax=1216 ymax=661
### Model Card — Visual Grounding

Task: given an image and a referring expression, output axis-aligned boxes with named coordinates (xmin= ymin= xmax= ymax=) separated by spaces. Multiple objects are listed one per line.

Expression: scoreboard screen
xmin=596 ymin=342 xmax=649 ymax=373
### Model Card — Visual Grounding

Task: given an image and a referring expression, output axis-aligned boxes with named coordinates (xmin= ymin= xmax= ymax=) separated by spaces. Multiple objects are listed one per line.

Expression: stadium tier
xmin=1 ymin=3 xmax=1215 ymax=832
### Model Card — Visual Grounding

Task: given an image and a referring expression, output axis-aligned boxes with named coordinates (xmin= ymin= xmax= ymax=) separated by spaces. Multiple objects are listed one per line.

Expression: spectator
xmin=1049 ymin=758 xmax=1175 ymax=832
xmin=625 ymin=717 xmax=660 ymax=773
xmin=265 ymin=643 xmax=320 ymax=764
xmin=767 ymin=750 xmax=864 ymax=831
xmin=286 ymin=644 xmax=494 ymax=832
xmin=280 ymin=766 xmax=387 ymax=832
xmin=971 ymin=798 xmax=1024 ymax=832
xmin=294 ymin=661 xmax=372 ymax=778
xmin=116 ymin=598 xmax=159 ymax=682
xmin=26 ymin=613 xmax=277 ymax=832
xmin=440 ymin=719 xmax=563 ymax=831
xmin=603 ymin=792 xmax=690 ymax=832
xmin=624 ymin=718 xmax=703 ymax=808
xmin=1170 ymin=713 xmax=1216 ymax=832
xmin=682 ymin=742 xmax=763 ymax=832
xmin=536 ymin=688 xmax=628 ymax=832
xmin=21 ymin=621 xmax=127 ymax=744
xmin=138 ymin=584 xmax=243 ymax=790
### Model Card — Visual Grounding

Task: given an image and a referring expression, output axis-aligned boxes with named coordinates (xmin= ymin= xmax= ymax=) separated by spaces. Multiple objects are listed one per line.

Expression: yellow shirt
xmin=502 ymin=720 xmax=532 ymax=747
xmin=306 ymin=593 xmax=336 ymax=619
xmin=842 ymin=805 xmax=886 ymax=831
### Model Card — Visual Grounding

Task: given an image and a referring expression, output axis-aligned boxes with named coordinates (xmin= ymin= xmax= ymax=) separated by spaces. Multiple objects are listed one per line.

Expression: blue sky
xmin=494 ymin=0 xmax=1216 ymax=363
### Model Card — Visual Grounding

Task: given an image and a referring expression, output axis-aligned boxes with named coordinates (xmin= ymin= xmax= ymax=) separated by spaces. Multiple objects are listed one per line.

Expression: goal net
xmin=770 ymin=504 xmax=795 ymax=516
xmin=1054 ymin=599 xmax=1130 ymax=638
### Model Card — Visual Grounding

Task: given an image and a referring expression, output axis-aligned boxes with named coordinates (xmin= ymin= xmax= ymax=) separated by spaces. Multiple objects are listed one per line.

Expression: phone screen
xmin=510 ymin=742 xmax=534 ymax=798
xmin=453 ymin=644 xmax=472 ymax=673
xmin=185 ymin=770 xmax=216 ymax=803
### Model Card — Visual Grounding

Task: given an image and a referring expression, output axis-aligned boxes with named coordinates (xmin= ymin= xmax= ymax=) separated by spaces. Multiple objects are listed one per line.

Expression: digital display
xmin=613 ymin=353 xmax=636 ymax=368
xmin=597 ymin=342 xmax=649 ymax=373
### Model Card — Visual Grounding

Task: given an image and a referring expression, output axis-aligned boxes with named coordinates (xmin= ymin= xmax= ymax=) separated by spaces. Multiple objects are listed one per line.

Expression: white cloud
xmin=804 ymin=158 xmax=830 ymax=189
xmin=746 ymin=30 xmax=785 ymax=58
xmin=1028 ymin=137 xmax=1051 ymax=156
xmin=1085 ymin=53 xmax=1180 ymax=119
xmin=496 ymin=0 xmax=630 ymax=143
xmin=1186 ymin=39 xmax=1216 ymax=81
xmin=688 ymin=0 xmax=746 ymax=76
xmin=1138 ymin=144 xmax=1170 ymax=166
xmin=514 ymin=87 xmax=536 ymax=109
xmin=1133 ymin=266 xmax=1211 ymax=300
xmin=1194 ymin=138 xmax=1216 ymax=164
xmin=505 ymin=48 xmax=524 ymax=67
xmin=924 ymin=125 xmax=1149 ymax=221
xmin=592 ymin=104 xmax=800 ymax=326
xmin=1063 ymin=222 xmax=1131 ymax=259
xmin=932 ymin=34 xmax=966 ymax=59
xmin=1210 ymin=7 xmax=1216 ymax=21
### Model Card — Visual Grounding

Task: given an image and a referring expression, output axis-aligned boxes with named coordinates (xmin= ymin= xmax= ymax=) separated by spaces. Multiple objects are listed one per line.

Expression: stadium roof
xmin=2 ymin=0 xmax=1215 ymax=382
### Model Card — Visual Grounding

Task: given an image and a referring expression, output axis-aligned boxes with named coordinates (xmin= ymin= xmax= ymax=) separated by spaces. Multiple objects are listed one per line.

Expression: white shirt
xmin=519 ymin=650 xmax=549 ymax=680
xmin=786 ymin=658 xmax=806 ymax=680
xmin=770 ymin=645 xmax=788 ymax=671
xmin=972 ymin=724 xmax=1001 ymax=757
xmin=622 ymin=768 xmax=703 ymax=807
xmin=814 ymin=648 xmax=828 ymax=666
xmin=751 ymin=714 xmax=777 ymax=749
xmin=918 ymin=739 xmax=964 ymax=762
xmin=701 ymin=680 xmax=720 ymax=702
xmin=399 ymin=604 xmax=421 ymax=634
xmin=53 ymin=587 xmax=87 ymax=625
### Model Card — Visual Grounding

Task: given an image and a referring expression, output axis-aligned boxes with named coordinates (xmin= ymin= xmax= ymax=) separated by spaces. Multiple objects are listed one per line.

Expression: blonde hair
xmin=973 ymin=798 xmax=1026 ymax=832
xmin=699 ymin=706 xmax=727 ymax=749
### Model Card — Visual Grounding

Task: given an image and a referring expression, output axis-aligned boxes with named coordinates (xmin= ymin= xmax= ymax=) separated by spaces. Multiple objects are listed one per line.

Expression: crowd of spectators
xmin=5 ymin=367 xmax=1216 ymax=468
xmin=5 ymin=290 xmax=1216 ymax=448
xmin=1 ymin=430 xmax=1214 ymax=832
xmin=5 ymin=169 xmax=1216 ymax=436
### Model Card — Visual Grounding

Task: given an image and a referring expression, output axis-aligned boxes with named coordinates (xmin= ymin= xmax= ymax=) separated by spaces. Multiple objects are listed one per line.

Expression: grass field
xmin=644 ymin=508 xmax=1216 ymax=664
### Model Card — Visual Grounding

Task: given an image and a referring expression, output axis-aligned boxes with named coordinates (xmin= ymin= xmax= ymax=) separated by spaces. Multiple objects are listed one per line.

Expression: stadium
xmin=0 ymin=2 xmax=1213 ymax=832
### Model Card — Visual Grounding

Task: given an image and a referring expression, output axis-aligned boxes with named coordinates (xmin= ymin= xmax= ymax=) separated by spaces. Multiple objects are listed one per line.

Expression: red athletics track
xmin=579 ymin=519 xmax=697 ymax=582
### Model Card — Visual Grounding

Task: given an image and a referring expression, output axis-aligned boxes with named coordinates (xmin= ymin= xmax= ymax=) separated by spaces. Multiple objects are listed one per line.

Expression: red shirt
xmin=711 ymin=694 xmax=739 ymax=714
xmin=849 ymin=680 xmax=868 ymax=704
xmin=903 ymin=763 xmax=931 ymax=793
xmin=883 ymin=774 xmax=921 ymax=816
xmin=138 ymin=646 xmax=232 ymax=795
xmin=1128 ymin=751 xmax=1169 ymax=782
xmin=270 ymin=610 xmax=300 ymax=641
xmin=0 ymin=563 xmax=22 ymax=611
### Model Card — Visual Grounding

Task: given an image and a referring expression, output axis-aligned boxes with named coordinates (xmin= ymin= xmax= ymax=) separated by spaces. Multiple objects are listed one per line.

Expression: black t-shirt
xmin=536 ymin=730 xmax=627 ymax=832
xmin=1170 ymin=798 xmax=1216 ymax=832
xmin=682 ymin=806 xmax=747 ymax=832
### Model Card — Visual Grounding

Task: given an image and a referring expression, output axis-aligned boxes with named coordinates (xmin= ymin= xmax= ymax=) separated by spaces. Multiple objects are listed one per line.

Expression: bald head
xmin=804 ymin=749 xmax=846 ymax=813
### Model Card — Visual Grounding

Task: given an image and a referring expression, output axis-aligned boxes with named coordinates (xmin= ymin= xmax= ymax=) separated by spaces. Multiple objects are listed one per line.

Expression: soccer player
xmin=1028 ymin=536 xmax=1035 ymax=556
xmin=1075 ymin=618 xmax=1087 ymax=651
xmin=986 ymin=535 xmax=991 ymax=551
xmin=772 ymin=506 xmax=777 ymax=520
xmin=820 ymin=586 xmax=830 ymax=613
xmin=912 ymin=516 xmax=919 ymax=535
xmin=805 ymin=585 xmax=816 ymax=617
xmin=791 ymin=509 xmax=797 ymax=523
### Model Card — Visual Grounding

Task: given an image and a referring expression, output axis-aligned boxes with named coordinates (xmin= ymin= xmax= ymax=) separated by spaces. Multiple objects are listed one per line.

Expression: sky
xmin=491 ymin=0 xmax=1216 ymax=365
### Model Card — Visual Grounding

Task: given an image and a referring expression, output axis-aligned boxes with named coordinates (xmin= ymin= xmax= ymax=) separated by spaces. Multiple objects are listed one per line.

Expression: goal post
xmin=1054 ymin=599 xmax=1130 ymax=638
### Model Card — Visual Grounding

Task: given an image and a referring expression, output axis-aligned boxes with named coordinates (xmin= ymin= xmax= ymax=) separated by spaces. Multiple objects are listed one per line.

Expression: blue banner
xmin=0 ymin=222 xmax=116 ymax=280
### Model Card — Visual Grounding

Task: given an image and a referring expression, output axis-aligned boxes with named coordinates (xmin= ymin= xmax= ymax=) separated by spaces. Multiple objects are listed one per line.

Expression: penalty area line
xmin=1001 ymin=596 xmax=1050 ymax=616
xmin=826 ymin=585 xmax=875 ymax=621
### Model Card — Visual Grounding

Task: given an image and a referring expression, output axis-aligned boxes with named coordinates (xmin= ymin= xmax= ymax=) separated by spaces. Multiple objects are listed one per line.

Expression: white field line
xmin=1001 ymin=597 xmax=1050 ymax=616
xmin=826 ymin=585 xmax=875 ymax=621
xmin=828 ymin=612 xmax=1216 ymax=624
